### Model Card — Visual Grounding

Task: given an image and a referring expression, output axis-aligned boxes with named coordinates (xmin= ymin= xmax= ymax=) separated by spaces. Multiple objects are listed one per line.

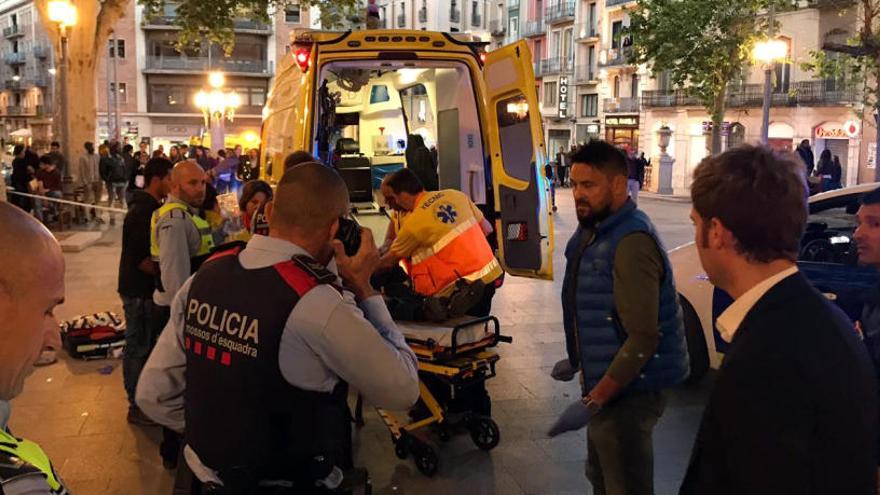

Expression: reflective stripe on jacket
xmin=149 ymin=202 xmax=214 ymax=259
xmin=0 ymin=429 xmax=67 ymax=493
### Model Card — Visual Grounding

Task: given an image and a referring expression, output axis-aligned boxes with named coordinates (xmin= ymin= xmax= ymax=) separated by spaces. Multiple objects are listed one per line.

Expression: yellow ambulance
xmin=260 ymin=29 xmax=554 ymax=280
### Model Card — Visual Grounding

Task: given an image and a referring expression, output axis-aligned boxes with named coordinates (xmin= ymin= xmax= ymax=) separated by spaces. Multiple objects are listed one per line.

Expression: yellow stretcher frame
xmin=361 ymin=316 xmax=511 ymax=477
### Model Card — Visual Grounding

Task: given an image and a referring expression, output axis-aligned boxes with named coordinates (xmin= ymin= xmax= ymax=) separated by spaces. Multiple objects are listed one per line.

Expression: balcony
xmin=546 ymin=1 xmax=575 ymax=24
xmin=33 ymin=44 xmax=50 ymax=59
xmin=600 ymin=46 xmax=632 ymax=67
xmin=472 ymin=13 xmax=482 ymax=27
xmin=573 ymin=65 xmax=597 ymax=84
xmin=3 ymin=24 xmax=23 ymax=38
xmin=31 ymin=74 xmax=49 ymax=87
xmin=606 ymin=0 xmax=636 ymax=8
xmin=397 ymin=14 xmax=406 ymax=27
xmin=535 ymin=57 xmax=574 ymax=77
xmin=143 ymin=15 xmax=270 ymax=33
xmin=145 ymin=56 xmax=271 ymax=74
xmin=450 ymin=9 xmax=461 ymax=23
xmin=604 ymin=97 xmax=640 ymax=113
xmin=3 ymin=52 xmax=26 ymax=65
xmin=232 ymin=19 xmax=270 ymax=31
xmin=490 ymin=19 xmax=506 ymax=37
xmin=575 ymin=23 xmax=599 ymax=42
xmin=4 ymin=79 xmax=20 ymax=90
xmin=640 ymin=80 xmax=859 ymax=109
xmin=508 ymin=0 xmax=520 ymax=8
xmin=419 ymin=7 xmax=427 ymax=23
xmin=523 ymin=19 xmax=546 ymax=38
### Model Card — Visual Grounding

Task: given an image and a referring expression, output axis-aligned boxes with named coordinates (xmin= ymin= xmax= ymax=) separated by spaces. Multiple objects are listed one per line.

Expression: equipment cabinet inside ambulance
xmin=260 ymin=29 xmax=554 ymax=280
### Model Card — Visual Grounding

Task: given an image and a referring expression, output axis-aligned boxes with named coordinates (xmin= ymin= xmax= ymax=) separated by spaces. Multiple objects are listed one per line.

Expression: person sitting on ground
xmin=378 ymin=168 xmax=502 ymax=321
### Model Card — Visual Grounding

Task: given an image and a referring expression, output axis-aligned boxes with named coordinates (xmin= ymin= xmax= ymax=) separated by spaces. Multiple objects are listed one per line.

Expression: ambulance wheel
xmin=394 ymin=440 xmax=408 ymax=460
xmin=413 ymin=444 xmax=439 ymax=477
xmin=470 ymin=417 xmax=500 ymax=451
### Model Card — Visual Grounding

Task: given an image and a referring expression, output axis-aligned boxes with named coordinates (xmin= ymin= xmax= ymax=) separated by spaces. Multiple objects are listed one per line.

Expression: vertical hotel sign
xmin=558 ymin=76 xmax=569 ymax=119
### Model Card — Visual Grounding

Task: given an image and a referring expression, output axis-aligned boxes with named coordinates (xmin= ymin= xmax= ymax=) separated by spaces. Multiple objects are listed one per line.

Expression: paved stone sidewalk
xmin=9 ymin=192 xmax=706 ymax=494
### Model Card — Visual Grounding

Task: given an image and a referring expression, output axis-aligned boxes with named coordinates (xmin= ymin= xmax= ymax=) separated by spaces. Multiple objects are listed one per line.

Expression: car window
xmin=800 ymin=193 xmax=864 ymax=266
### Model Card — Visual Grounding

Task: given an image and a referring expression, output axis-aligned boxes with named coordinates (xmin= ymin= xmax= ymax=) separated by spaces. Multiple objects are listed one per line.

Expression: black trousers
xmin=373 ymin=267 xmax=497 ymax=322
xmin=151 ymin=303 xmax=182 ymax=466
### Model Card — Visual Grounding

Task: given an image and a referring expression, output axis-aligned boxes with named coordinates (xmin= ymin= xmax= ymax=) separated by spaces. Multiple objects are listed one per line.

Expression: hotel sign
xmin=558 ymin=76 xmax=569 ymax=119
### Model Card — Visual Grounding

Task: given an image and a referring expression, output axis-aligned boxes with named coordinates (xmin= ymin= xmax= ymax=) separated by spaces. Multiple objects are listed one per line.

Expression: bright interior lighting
xmin=12 ymin=75 xmax=19 ymax=82
xmin=243 ymin=131 xmax=260 ymax=144
xmin=208 ymin=71 xmax=225 ymax=89
xmin=398 ymin=68 xmax=426 ymax=85
xmin=753 ymin=39 xmax=788 ymax=63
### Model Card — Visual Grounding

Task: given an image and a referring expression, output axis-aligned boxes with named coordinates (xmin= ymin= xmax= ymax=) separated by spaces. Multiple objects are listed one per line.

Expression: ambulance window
xmin=370 ymin=85 xmax=390 ymax=103
xmin=496 ymin=94 xmax=533 ymax=182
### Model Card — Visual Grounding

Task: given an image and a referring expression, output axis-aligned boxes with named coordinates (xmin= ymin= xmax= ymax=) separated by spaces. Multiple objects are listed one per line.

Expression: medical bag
xmin=60 ymin=312 xmax=126 ymax=359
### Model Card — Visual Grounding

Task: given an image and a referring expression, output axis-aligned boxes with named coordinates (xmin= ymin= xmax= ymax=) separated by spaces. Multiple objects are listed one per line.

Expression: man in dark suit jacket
xmin=680 ymin=145 xmax=879 ymax=495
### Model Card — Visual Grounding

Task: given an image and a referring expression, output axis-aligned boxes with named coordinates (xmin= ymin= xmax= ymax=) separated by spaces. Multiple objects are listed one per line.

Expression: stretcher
xmin=359 ymin=316 xmax=512 ymax=476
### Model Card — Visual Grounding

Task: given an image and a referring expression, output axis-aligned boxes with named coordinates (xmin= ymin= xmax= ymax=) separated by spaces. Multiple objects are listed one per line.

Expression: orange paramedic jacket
xmin=391 ymin=189 xmax=502 ymax=297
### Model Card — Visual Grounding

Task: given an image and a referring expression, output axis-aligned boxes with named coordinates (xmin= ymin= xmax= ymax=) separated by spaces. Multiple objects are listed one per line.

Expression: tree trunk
xmin=710 ymin=89 xmax=725 ymax=155
xmin=874 ymin=108 xmax=880 ymax=182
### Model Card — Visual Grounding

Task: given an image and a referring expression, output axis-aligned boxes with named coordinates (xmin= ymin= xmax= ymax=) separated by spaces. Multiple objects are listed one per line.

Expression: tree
xmin=627 ymin=0 xmax=780 ymax=154
xmin=802 ymin=0 xmax=880 ymax=180
xmin=35 ymin=0 xmax=357 ymax=165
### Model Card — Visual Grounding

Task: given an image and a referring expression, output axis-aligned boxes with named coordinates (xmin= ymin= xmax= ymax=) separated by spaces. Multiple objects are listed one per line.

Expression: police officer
xmin=137 ymin=162 xmax=419 ymax=493
xmin=0 ymin=202 xmax=69 ymax=494
xmin=150 ymin=159 xmax=213 ymax=468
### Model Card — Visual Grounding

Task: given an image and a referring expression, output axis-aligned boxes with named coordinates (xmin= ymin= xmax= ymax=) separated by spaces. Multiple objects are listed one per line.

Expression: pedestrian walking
xmin=9 ymin=144 xmax=33 ymax=213
xmin=123 ymin=143 xmax=142 ymax=205
xmin=556 ymin=146 xmax=568 ymax=187
xmin=119 ymin=158 xmax=173 ymax=426
xmin=795 ymin=139 xmax=815 ymax=177
xmin=100 ymin=143 xmax=128 ymax=214
xmin=679 ymin=145 xmax=878 ymax=494
xmin=625 ymin=147 xmax=642 ymax=204
xmin=816 ymin=149 xmax=835 ymax=192
xmin=549 ymin=140 xmax=689 ymax=495
xmin=75 ymin=142 xmax=104 ymax=223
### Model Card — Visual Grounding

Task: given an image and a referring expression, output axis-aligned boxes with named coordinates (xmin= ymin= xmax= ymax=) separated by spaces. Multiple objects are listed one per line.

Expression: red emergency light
xmin=294 ymin=47 xmax=311 ymax=72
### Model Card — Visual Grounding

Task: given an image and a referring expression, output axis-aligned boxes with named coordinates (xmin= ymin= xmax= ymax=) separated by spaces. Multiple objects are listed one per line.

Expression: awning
xmin=10 ymin=128 xmax=31 ymax=137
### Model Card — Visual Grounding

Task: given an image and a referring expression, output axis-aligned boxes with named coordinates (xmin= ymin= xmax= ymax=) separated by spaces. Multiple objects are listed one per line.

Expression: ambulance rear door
xmin=482 ymin=40 xmax=554 ymax=280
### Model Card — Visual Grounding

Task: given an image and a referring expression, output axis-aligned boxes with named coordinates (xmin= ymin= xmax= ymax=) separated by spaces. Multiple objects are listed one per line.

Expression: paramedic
xmin=149 ymin=159 xmax=213 ymax=468
xmin=136 ymin=162 xmax=419 ymax=492
xmin=549 ymin=140 xmax=689 ymax=495
xmin=378 ymin=168 xmax=502 ymax=321
xmin=0 ymin=202 xmax=69 ymax=494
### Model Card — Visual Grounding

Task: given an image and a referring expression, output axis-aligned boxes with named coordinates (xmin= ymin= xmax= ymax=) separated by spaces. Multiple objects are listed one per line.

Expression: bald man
xmin=148 ymin=159 xmax=214 ymax=468
xmin=0 ymin=203 xmax=69 ymax=493
xmin=137 ymin=162 xmax=418 ymax=491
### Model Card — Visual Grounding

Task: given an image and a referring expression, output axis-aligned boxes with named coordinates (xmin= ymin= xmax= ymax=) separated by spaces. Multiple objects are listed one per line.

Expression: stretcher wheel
xmin=470 ymin=417 xmax=500 ymax=451
xmin=413 ymin=444 xmax=439 ymax=476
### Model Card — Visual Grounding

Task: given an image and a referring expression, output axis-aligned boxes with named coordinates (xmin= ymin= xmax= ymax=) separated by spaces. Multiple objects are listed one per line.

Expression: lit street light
xmin=753 ymin=4 xmax=787 ymax=145
xmin=195 ymin=71 xmax=240 ymax=151
xmin=48 ymin=0 xmax=76 ymax=164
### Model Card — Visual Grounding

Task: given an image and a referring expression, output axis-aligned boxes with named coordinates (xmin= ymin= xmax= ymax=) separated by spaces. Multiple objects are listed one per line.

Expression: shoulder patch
xmin=291 ymin=255 xmax=337 ymax=285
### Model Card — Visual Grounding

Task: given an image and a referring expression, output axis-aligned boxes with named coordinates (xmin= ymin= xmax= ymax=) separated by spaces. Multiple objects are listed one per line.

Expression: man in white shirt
xmin=679 ymin=144 xmax=878 ymax=494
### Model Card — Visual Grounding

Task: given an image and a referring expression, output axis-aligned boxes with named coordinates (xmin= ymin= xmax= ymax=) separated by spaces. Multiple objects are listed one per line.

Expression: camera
xmin=336 ymin=217 xmax=362 ymax=257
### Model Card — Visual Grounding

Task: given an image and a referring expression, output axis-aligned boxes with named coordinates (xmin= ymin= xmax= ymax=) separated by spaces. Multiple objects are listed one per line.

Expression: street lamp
xmin=752 ymin=3 xmax=786 ymax=145
xmin=48 ymin=0 xmax=76 ymax=166
xmin=195 ymin=71 xmax=240 ymax=151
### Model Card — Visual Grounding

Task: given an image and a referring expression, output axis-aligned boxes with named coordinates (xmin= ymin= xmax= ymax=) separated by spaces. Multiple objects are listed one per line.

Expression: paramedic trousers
xmin=121 ymin=295 xmax=156 ymax=406
xmin=586 ymin=390 xmax=666 ymax=495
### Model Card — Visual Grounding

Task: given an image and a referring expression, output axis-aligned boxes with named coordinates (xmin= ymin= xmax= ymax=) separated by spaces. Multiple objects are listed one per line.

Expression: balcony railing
xmin=3 ymin=24 xmax=23 ymax=38
xmin=641 ymin=80 xmax=858 ymax=109
xmin=32 ymin=44 xmax=50 ymax=58
xmin=606 ymin=0 xmax=636 ymax=7
xmin=419 ymin=7 xmax=427 ymax=23
xmin=535 ymin=57 xmax=574 ymax=77
xmin=397 ymin=14 xmax=406 ymax=27
xmin=450 ymin=9 xmax=461 ymax=23
xmin=546 ymin=1 xmax=575 ymax=24
xmin=31 ymin=74 xmax=49 ymax=87
xmin=523 ymin=19 xmax=546 ymax=37
xmin=3 ymin=52 xmax=26 ymax=65
xmin=508 ymin=0 xmax=521 ymax=9
xmin=4 ymin=79 xmax=20 ymax=90
xmin=490 ymin=19 xmax=506 ymax=36
xmin=575 ymin=23 xmax=598 ymax=41
xmin=573 ymin=64 xmax=597 ymax=83
xmin=472 ymin=13 xmax=482 ymax=27
xmin=600 ymin=46 xmax=632 ymax=67
xmin=144 ymin=15 xmax=269 ymax=32
xmin=603 ymin=97 xmax=640 ymax=113
xmin=145 ymin=56 xmax=270 ymax=74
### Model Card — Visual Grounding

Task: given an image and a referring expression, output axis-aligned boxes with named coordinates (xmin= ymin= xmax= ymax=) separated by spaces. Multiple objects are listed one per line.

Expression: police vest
xmin=0 ymin=429 xmax=68 ymax=494
xmin=183 ymin=247 xmax=352 ymax=486
xmin=149 ymin=202 xmax=214 ymax=261
xmin=396 ymin=190 xmax=502 ymax=297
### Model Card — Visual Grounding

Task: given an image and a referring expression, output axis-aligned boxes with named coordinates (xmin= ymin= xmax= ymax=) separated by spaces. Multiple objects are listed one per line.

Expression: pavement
xmin=8 ymin=191 xmax=707 ymax=495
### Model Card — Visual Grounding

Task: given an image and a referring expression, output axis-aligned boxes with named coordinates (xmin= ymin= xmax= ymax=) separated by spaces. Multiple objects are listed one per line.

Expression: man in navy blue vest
xmin=680 ymin=146 xmax=877 ymax=493
xmin=549 ymin=140 xmax=689 ymax=495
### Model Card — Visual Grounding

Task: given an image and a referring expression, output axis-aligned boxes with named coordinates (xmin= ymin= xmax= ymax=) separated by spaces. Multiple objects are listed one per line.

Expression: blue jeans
xmin=121 ymin=295 xmax=156 ymax=406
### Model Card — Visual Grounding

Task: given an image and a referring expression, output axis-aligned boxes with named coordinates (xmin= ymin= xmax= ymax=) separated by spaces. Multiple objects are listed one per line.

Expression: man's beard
xmin=576 ymin=199 xmax=611 ymax=228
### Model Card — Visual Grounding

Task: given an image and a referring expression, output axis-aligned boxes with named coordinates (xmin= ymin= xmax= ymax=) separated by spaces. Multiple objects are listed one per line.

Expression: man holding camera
xmin=136 ymin=162 xmax=419 ymax=492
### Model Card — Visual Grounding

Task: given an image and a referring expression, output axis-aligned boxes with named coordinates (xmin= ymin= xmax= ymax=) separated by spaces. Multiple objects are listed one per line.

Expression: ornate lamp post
xmin=47 ymin=0 xmax=77 ymax=163
xmin=753 ymin=5 xmax=788 ymax=145
xmin=194 ymin=71 xmax=241 ymax=151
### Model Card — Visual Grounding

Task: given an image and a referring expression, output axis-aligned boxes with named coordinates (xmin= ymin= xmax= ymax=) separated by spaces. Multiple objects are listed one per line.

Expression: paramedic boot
xmin=447 ymin=279 xmax=486 ymax=319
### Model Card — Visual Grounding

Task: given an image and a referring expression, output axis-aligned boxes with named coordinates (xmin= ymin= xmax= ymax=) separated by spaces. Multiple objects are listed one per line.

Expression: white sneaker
xmin=35 ymin=348 xmax=58 ymax=367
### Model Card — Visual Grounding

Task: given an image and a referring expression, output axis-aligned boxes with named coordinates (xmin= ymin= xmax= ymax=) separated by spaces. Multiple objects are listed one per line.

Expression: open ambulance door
xmin=482 ymin=40 xmax=554 ymax=280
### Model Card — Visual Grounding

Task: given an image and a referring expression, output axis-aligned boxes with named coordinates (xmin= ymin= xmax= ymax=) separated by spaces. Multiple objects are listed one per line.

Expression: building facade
xmin=0 ymin=0 xmax=54 ymax=149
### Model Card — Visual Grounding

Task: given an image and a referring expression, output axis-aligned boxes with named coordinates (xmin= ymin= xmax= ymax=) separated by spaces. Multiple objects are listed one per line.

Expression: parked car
xmin=671 ymin=182 xmax=880 ymax=383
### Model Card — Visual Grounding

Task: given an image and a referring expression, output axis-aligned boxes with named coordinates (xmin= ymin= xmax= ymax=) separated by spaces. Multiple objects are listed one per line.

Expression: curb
xmin=640 ymin=192 xmax=691 ymax=204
